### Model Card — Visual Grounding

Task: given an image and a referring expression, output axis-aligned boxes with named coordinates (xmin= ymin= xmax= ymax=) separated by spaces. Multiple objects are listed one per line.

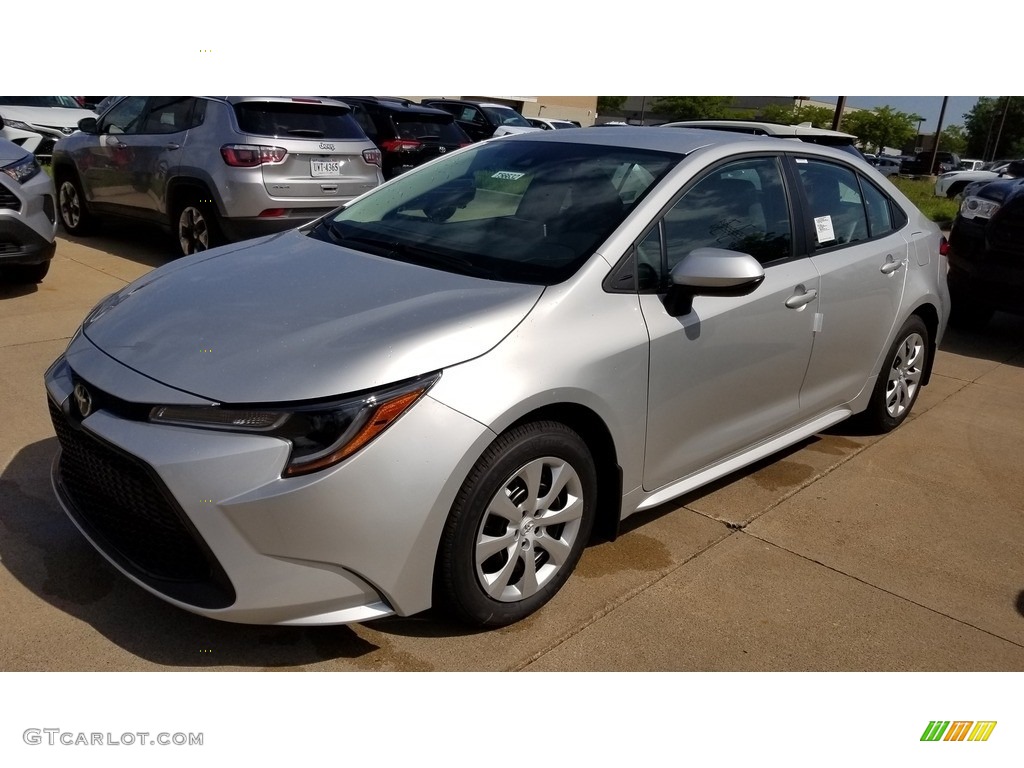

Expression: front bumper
xmin=0 ymin=169 xmax=57 ymax=265
xmin=43 ymin=340 xmax=493 ymax=625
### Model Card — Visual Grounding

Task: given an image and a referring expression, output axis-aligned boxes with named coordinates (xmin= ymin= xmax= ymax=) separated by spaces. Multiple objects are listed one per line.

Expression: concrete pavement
xmin=2 ymin=229 xmax=1022 ymax=671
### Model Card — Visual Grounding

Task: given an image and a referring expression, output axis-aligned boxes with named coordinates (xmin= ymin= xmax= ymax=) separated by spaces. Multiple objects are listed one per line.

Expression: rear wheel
xmin=174 ymin=195 xmax=222 ymax=256
xmin=861 ymin=316 xmax=929 ymax=433
xmin=56 ymin=173 xmax=93 ymax=235
xmin=435 ymin=421 xmax=597 ymax=627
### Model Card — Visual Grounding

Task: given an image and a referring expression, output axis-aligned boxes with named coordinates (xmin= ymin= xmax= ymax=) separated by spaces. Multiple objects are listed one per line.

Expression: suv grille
xmin=48 ymin=398 xmax=235 ymax=609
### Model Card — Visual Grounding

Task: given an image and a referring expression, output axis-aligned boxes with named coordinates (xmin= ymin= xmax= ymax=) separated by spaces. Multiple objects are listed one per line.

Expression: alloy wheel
xmin=884 ymin=331 xmax=924 ymax=419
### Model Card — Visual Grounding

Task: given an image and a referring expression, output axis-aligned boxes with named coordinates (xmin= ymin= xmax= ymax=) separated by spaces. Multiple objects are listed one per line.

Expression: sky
xmin=811 ymin=97 xmax=982 ymax=132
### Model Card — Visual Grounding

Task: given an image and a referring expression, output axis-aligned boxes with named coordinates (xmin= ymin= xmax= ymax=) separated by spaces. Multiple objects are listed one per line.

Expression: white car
xmin=0 ymin=97 xmax=96 ymax=163
xmin=934 ymin=162 xmax=1013 ymax=199
xmin=528 ymin=117 xmax=579 ymax=130
xmin=662 ymin=120 xmax=864 ymax=160
xmin=959 ymin=158 xmax=985 ymax=171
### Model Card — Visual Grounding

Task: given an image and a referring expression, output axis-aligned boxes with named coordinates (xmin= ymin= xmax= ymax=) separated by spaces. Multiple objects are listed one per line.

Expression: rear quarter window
xmin=233 ymin=101 xmax=367 ymax=140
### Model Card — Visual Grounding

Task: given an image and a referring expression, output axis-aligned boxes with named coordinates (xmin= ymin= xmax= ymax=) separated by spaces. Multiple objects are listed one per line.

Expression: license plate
xmin=311 ymin=160 xmax=342 ymax=177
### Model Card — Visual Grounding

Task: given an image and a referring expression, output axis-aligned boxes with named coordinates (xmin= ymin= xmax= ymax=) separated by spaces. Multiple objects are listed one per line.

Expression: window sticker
xmin=814 ymin=215 xmax=836 ymax=244
xmin=491 ymin=171 xmax=526 ymax=181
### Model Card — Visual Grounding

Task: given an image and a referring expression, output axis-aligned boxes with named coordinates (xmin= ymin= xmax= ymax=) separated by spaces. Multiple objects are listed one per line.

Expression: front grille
xmin=0 ymin=186 xmax=19 ymax=211
xmin=48 ymin=397 xmax=235 ymax=609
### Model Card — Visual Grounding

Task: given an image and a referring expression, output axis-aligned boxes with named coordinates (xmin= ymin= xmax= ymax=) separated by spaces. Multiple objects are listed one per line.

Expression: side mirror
xmin=77 ymin=117 xmax=98 ymax=134
xmin=0 ymin=115 xmax=5 ymax=130
xmin=664 ymin=248 xmax=766 ymax=317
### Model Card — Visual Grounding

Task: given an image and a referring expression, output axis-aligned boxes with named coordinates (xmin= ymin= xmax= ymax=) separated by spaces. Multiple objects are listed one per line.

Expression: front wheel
xmin=861 ymin=316 xmax=929 ymax=433
xmin=434 ymin=421 xmax=597 ymax=627
xmin=57 ymin=173 xmax=93 ymax=235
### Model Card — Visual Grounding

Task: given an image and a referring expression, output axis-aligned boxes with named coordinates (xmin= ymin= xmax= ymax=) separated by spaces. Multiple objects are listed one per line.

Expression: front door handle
xmin=164 ymin=142 xmax=181 ymax=150
xmin=785 ymin=287 xmax=818 ymax=309
xmin=880 ymin=255 xmax=905 ymax=274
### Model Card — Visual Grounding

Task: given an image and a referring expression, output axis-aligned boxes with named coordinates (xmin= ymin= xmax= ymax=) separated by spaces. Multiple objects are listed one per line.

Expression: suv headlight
xmin=959 ymin=196 xmax=1000 ymax=220
xmin=3 ymin=119 xmax=36 ymax=132
xmin=149 ymin=373 xmax=439 ymax=477
xmin=1 ymin=154 xmax=41 ymax=184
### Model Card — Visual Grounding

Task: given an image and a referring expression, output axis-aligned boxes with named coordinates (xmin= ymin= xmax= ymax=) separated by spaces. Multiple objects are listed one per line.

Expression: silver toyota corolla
xmin=44 ymin=128 xmax=949 ymax=628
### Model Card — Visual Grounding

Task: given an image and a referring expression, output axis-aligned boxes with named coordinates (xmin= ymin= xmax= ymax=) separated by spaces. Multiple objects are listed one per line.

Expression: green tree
xmin=963 ymin=97 xmax=1024 ymax=160
xmin=650 ymin=96 xmax=734 ymax=121
xmin=842 ymin=106 xmax=917 ymax=154
xmin=759 ymin=103 xmax=835 ymax=128
xmin=596 ymin=96 xmax=627 ymax=114
xmin=939 ymin=124 xmax=968 ymax=155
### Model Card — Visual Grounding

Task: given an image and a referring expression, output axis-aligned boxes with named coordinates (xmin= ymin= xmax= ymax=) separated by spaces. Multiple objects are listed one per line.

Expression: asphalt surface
xmin=2 ymin=224 xmax=1023 ymax=671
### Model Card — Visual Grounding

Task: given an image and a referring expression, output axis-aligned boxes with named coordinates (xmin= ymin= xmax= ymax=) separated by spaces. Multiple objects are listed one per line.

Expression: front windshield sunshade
xmin=315 ymin=140 xmax=680 ymax=284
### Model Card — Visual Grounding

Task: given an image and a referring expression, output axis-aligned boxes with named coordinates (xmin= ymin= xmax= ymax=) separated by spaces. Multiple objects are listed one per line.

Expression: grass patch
xmin=890 ymin=176 xmax=959 ymax=226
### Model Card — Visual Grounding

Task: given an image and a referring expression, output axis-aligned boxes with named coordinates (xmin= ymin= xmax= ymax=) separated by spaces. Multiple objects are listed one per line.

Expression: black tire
xmin=861 ymin=315 xmax=929 ymax=433
xmin=946 ymin=181 xmax=967 ymax=199
xmin=6 ymin=260 xmax=50 ymax=284
xmin=435 ymin=421 xmax=597 ymax=627
xmin=56 ymin=172 xmax=93 ymax=235
xmin=173 ymin=194 xmax=223 ymax=257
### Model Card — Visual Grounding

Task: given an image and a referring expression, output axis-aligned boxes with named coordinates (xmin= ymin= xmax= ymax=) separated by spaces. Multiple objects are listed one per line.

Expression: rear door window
xmin=233 ymin=101 xmax=367 ymax=140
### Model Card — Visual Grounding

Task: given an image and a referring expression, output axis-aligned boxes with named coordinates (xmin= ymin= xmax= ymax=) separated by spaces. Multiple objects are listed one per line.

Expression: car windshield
xmin=392 ymin=114 xmax=466 ymax=143
xmin=481 ymin=106 xmax=533 ymax=128
xmin=0 ymin=96 xmax=83 ymax=108
xmin=311 ymin=139 xmax=680 ymax=285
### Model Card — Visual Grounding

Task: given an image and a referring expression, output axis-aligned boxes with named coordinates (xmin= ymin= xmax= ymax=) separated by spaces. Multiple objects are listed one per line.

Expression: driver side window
xmin=101 ymin=96 xmax=147 ymax=135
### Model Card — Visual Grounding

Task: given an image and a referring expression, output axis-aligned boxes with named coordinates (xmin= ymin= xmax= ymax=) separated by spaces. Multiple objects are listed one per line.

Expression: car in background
xmin=421 ymin=99 xmax=541 ymax=142
xmin=959 ymin=159 xmax=985 ymax=171
xmin=44 ymin=127 xmax=947 ymax=630
xmin=870 ymin=156 xmax=901 ymax=177
xmin=333 ymin=97 xmax=471 ymax=179
xmin=661 ymin=120 xmax=864 ymax=159
xmin=51 ymin=96 xmax=383 ymax=257
xmin=899 ymin=150 xmax=961 ymax=176
xmin=0 ymin=96 xmax=96 ymax=164
xmin=0 ymin=136 xmax=57 ymax=283
xmin=947 ymin=161 xmax=1024 ymax=329
xmin=934 ymin=161 xmax=1017 ymax=199
xmin=528 ymin=117 xmax=578 ymax=131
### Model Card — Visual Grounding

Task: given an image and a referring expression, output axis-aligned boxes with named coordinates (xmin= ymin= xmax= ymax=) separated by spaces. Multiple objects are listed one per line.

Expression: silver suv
xmin=51 ymin=97 xmax=383 ymax=256
xmin=0 ymin=136 xmax=57 ymax=283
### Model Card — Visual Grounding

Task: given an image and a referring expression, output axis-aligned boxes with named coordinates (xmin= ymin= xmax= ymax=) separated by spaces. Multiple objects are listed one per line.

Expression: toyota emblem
xmin=73 ymin=383 xmax=93 ymax=418
xmin=438 ymin=146 xmax=446 ymax=154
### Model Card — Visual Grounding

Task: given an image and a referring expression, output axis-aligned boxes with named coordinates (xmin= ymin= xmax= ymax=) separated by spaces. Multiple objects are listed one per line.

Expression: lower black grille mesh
xmin=48 ymin=397 xmax=234 ymax=608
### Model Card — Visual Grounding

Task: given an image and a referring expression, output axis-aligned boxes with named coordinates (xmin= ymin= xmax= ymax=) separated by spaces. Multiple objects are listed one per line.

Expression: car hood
xmin=0 ymin=138 xmax=31 ymax=165
xmin=81 ymin=230 xmax=543 ymax=403
xmin=0 ymin=105 xmax=95 ymax=129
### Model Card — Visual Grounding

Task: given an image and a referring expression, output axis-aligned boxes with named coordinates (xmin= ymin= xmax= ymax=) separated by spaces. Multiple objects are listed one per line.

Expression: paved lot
xmin=2 ymin=226 xmax=1023 ymax=671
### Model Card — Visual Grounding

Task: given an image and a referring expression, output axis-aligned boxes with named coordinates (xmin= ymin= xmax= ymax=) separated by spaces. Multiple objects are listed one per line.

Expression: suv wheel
xmin=56 ymin=173 xmax=92 ymax=235
xmin=175 ymin=195 xmax=222 ymax=256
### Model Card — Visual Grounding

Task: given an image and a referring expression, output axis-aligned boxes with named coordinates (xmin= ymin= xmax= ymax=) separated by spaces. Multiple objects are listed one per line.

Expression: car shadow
xmin=0 ymin=438 xmax=385 ymax=669
xmin=0 ymin=279 xmax=39 ymax=299
xmin=58 ymin=220 xmax=180 ymax=271
xmin=939 ymin=311 xmax=1024 ymax=368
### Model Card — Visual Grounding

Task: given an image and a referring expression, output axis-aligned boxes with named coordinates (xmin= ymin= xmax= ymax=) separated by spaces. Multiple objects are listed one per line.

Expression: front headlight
xmin=1 ymin=154 xmax=41 ymax=184
xmin=959 ymin=196 xmax=1000 ymax=220
xmin=3 ymin=119 xmax=35 ymax=132
xmin=149 ymin=373 xmax=440 ymax=477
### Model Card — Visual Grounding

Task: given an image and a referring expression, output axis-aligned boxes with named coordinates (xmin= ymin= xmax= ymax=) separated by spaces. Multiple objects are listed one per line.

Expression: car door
xmin=790 ymin=156 xmax=909 ymax=413
xmin=638 ymin=155 xmax=820 ymax=491
xmin=77 ymin=95 xmax=147 ymax=211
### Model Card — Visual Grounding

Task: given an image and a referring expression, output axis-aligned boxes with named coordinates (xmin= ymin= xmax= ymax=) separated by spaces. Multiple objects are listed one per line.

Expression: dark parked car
xmin=334 ymin=97 xmax=471 ymax=179
xmin=947 ymin=160 xmax=1024 ymax=329
xmin=420 ymin=99 xmax=540 ymax=142
xmin=900 ymin=151 xmax=961 ymax=176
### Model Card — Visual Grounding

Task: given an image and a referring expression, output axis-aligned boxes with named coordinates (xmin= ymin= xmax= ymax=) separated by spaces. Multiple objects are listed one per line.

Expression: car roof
xmin=494 ymin=125 xmax=862 ymax=159
xmin=332 ymin=97 xmax=453 ymax=117
xmin=661 ymin=119 xmax=856 ymax=140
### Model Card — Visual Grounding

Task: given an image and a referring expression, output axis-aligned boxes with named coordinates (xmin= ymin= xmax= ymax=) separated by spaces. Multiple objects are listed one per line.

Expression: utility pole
xmin=831 ymin=97 xmax=846 ymax=131
xmin=927 ymin=97 xmax=949 ymax=175
xmin=992 ymin=96 xmax=1012 ymax=161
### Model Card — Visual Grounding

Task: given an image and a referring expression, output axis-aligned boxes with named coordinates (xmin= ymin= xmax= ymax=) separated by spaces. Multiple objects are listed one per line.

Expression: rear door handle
xmin=880 ymin=255 xmax=905 ymax=274
xmin=164 ymin=142 xmax=181 ymax=150
xmin=785 ymin=287 xmax=818 ymax=309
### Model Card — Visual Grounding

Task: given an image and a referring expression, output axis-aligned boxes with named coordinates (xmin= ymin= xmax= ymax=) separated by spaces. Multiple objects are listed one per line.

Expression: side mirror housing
xmin=77 ymin=117 xmax=98 ymax=134
xmin=664 ymin=248 xmax=766 ymax=317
